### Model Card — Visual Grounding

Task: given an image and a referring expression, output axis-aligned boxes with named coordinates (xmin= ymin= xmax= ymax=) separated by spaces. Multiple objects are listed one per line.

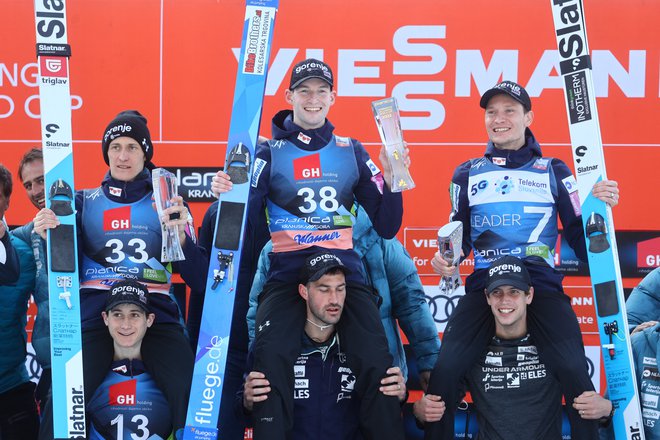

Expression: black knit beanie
xmin=101 ymin=110 xmax=153 ymax=165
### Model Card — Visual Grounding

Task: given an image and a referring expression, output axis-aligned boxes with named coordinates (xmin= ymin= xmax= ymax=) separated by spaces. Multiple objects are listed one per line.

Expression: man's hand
xmin=160 ymin=196 xmax=192 ymax=244
xmin=573 ymin=391 xmax=612 ymax=420
xmin=211 ymin=170 xmax=233 ymax=197
xmin=33 ymin=208 xmax=60 ymax=240
xmin=431 ymin=251 xmax=459 ymax=278
xmin=592 ymin=180 xmax=620 ymax=208
xmin=413 ymin=394 xmax=445 ymax=423
xmin=631 ymin=321 xmax=658 ymax=336
xmin=380 ymin=366 xmax=407 ymax=402
xmin=243 ymin=371 xmax=271 ymax=412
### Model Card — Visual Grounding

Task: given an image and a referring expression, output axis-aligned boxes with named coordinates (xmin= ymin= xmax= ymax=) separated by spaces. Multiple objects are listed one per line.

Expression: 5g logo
xmin=470 ymin=180 xmax=488 ymax=196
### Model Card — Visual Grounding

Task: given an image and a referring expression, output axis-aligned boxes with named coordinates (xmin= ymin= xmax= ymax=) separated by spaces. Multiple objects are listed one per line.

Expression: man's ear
xmin=146 ymin=313 xmax=155 ymax=327
xmin=484 ymin=290 xmax=492 ymax=306
xmin=298 ymin=284 xmax=308 ymax=301
xmin=285 ymin=88 xmax=294 ymax=105
xmin=526 ymin=286 xmax=534 ymax=304
xmin=101 ymin=311 xmax=109 ymax=327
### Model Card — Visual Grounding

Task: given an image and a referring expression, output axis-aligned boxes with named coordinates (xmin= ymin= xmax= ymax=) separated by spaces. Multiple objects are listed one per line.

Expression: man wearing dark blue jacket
xmin=247 ymin=205 xmax=440 ymax=386
xmin=211 ymin=58 xmax=406 ymax=440
xmin=35 ymin=111 xmax=208 ymax=436
xmin=87 ymin=280 xmax=172 ymax=439
xmin=241 ymin=252 xmax=406 ymax=440
xmin=425 ymin=81 xmax=620 ymax=440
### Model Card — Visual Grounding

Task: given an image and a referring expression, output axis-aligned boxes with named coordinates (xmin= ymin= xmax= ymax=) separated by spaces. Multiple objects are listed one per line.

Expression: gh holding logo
xmin=294 ymin=153 xmax=322 ymax=180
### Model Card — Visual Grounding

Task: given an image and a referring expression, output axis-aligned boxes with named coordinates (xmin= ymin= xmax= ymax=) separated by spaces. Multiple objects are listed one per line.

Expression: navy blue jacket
xmin=246 ymin=110 xmax=403 ymax=285
xmin=74 ymin=169 xmax=207 ymax=329
xmin=240 ymin=333 xmax=361 ymax=440
xmin=450 ymin=128 xmax=587 ymax=293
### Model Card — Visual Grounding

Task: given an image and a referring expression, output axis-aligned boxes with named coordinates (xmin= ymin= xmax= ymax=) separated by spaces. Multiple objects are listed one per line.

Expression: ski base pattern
xmin=550 ymin=1 xmax=645 ymax=438
xmin=183 ymin=1 xmax=279 ymax=439
xmin=33 ymin=0 xmax=86 ymax=438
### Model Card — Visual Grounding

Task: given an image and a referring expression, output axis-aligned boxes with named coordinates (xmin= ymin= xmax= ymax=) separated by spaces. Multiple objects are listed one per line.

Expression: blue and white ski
xmin=33 ymin=0 xmax=86 ymax=438
xmin=183 ymin=2 xmax=278 ymax=438
xmin=550 ymin=1 xmax=644 ymax=438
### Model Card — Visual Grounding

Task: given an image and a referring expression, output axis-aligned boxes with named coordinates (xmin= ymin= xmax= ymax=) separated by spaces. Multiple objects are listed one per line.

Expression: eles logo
xmin=294 ymin=153 xmax=321 ymax=180
xmin=109 ymin=379 xmax=137 ymax=406
xmin=103 ymin=206 xmax=131 ymax=231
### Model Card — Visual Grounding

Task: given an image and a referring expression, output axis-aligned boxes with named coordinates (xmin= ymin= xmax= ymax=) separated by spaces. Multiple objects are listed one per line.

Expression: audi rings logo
xmin=583 ymin=345 xmax=601 ymax=392
xmin=25 ymin=344 xmax=43 ymax=383
xmin=423 ymin=286 xmax=465 ymax=332
xmin=586 ymin=356 xmax=595 ymax=379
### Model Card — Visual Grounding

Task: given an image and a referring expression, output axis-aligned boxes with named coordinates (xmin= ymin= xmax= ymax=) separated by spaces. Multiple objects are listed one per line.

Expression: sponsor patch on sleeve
xmin=335 ymin=135 xmax=351 ymax=147
xmin=532 ymin=158 xmax=549 ymax=170
xmin=365 ymin=159 xmax=380 ymax=176
xmin=562 ymin=175 xmax=578 ymax=194
xmin=371 ymin=175 xmax=384 ymax=194
xmin=569 ymin=191 xmax=581 ymax=216
xmin=450 ymin=182 xmax=461 ymax=214
xmin=251 ymin=158 xmax=267 ymax=188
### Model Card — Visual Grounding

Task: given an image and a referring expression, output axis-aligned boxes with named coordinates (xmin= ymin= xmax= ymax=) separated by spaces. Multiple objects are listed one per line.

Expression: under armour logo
xmin=258 ymin=320 xmax=271 ymax=332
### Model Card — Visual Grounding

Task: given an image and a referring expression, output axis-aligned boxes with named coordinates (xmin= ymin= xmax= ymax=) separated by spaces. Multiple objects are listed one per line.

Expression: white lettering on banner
xmin=0 ymin=63 xmax=83 ymax=119
xmin=0 ymin=30 xmax=650 ymax=124
xmin=337 ymin=49 xmax=386 ymax=97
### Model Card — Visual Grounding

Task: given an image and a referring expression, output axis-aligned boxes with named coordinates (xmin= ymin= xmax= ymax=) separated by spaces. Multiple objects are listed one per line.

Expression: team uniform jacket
xmin=74 ymin=169 xmax=207 ymax=329
xmin=466 ymin=334 xmax=562 ymax=440
xmin=247 ymin=206 xmax=440 ymax=378
xmin=246 ymin=110 xmax=403 ymax=284
xmin=242 ymin=333 xmax=360 ymax=440
xmin=449 ymin=128 xmax=588 ymax=293
xmin=87 ymin=358 xmax=172 ymax=440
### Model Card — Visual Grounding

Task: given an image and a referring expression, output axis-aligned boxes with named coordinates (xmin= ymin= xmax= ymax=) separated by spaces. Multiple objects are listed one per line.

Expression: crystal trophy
xmin=152 ymin=168 xmax=185 ymax=262
xmin=371 ymin=97 xmax=415 ymax=192
xmin=437 ymin=221 xmax=463 ymax=296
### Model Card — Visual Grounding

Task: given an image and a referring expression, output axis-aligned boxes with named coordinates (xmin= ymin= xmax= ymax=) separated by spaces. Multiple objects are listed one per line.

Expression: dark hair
xmin=18 ymin=148 xmax=43 ymax=182
xmin=0 ymin=164 xmax=13 ymax=199
xmin=306 ymin=267 xmax=346 ymax=287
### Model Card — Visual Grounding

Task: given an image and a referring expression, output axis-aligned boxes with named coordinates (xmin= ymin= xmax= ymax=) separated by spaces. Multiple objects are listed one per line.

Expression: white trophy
xmin=437 ymin=221 xmax=463 ymax=296
xmin=371 ymin=97 xmax=415 ymax=192
xmin=152 ymin=168 xmax=185 ymax=262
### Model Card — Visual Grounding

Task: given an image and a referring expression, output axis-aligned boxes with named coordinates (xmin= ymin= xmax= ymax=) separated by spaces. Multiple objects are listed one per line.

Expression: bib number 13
xmin=297 ymin=186 xmax=339 ymax=214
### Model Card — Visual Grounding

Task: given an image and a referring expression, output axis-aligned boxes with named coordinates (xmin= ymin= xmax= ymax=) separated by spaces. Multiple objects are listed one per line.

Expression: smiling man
xmin=227 ymin=58 xmax=407 ymax=440
xmin=86 ymin=280 xmax=172 ymax=440
xmin=425 ymin=80 xmax=620 ymax=440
